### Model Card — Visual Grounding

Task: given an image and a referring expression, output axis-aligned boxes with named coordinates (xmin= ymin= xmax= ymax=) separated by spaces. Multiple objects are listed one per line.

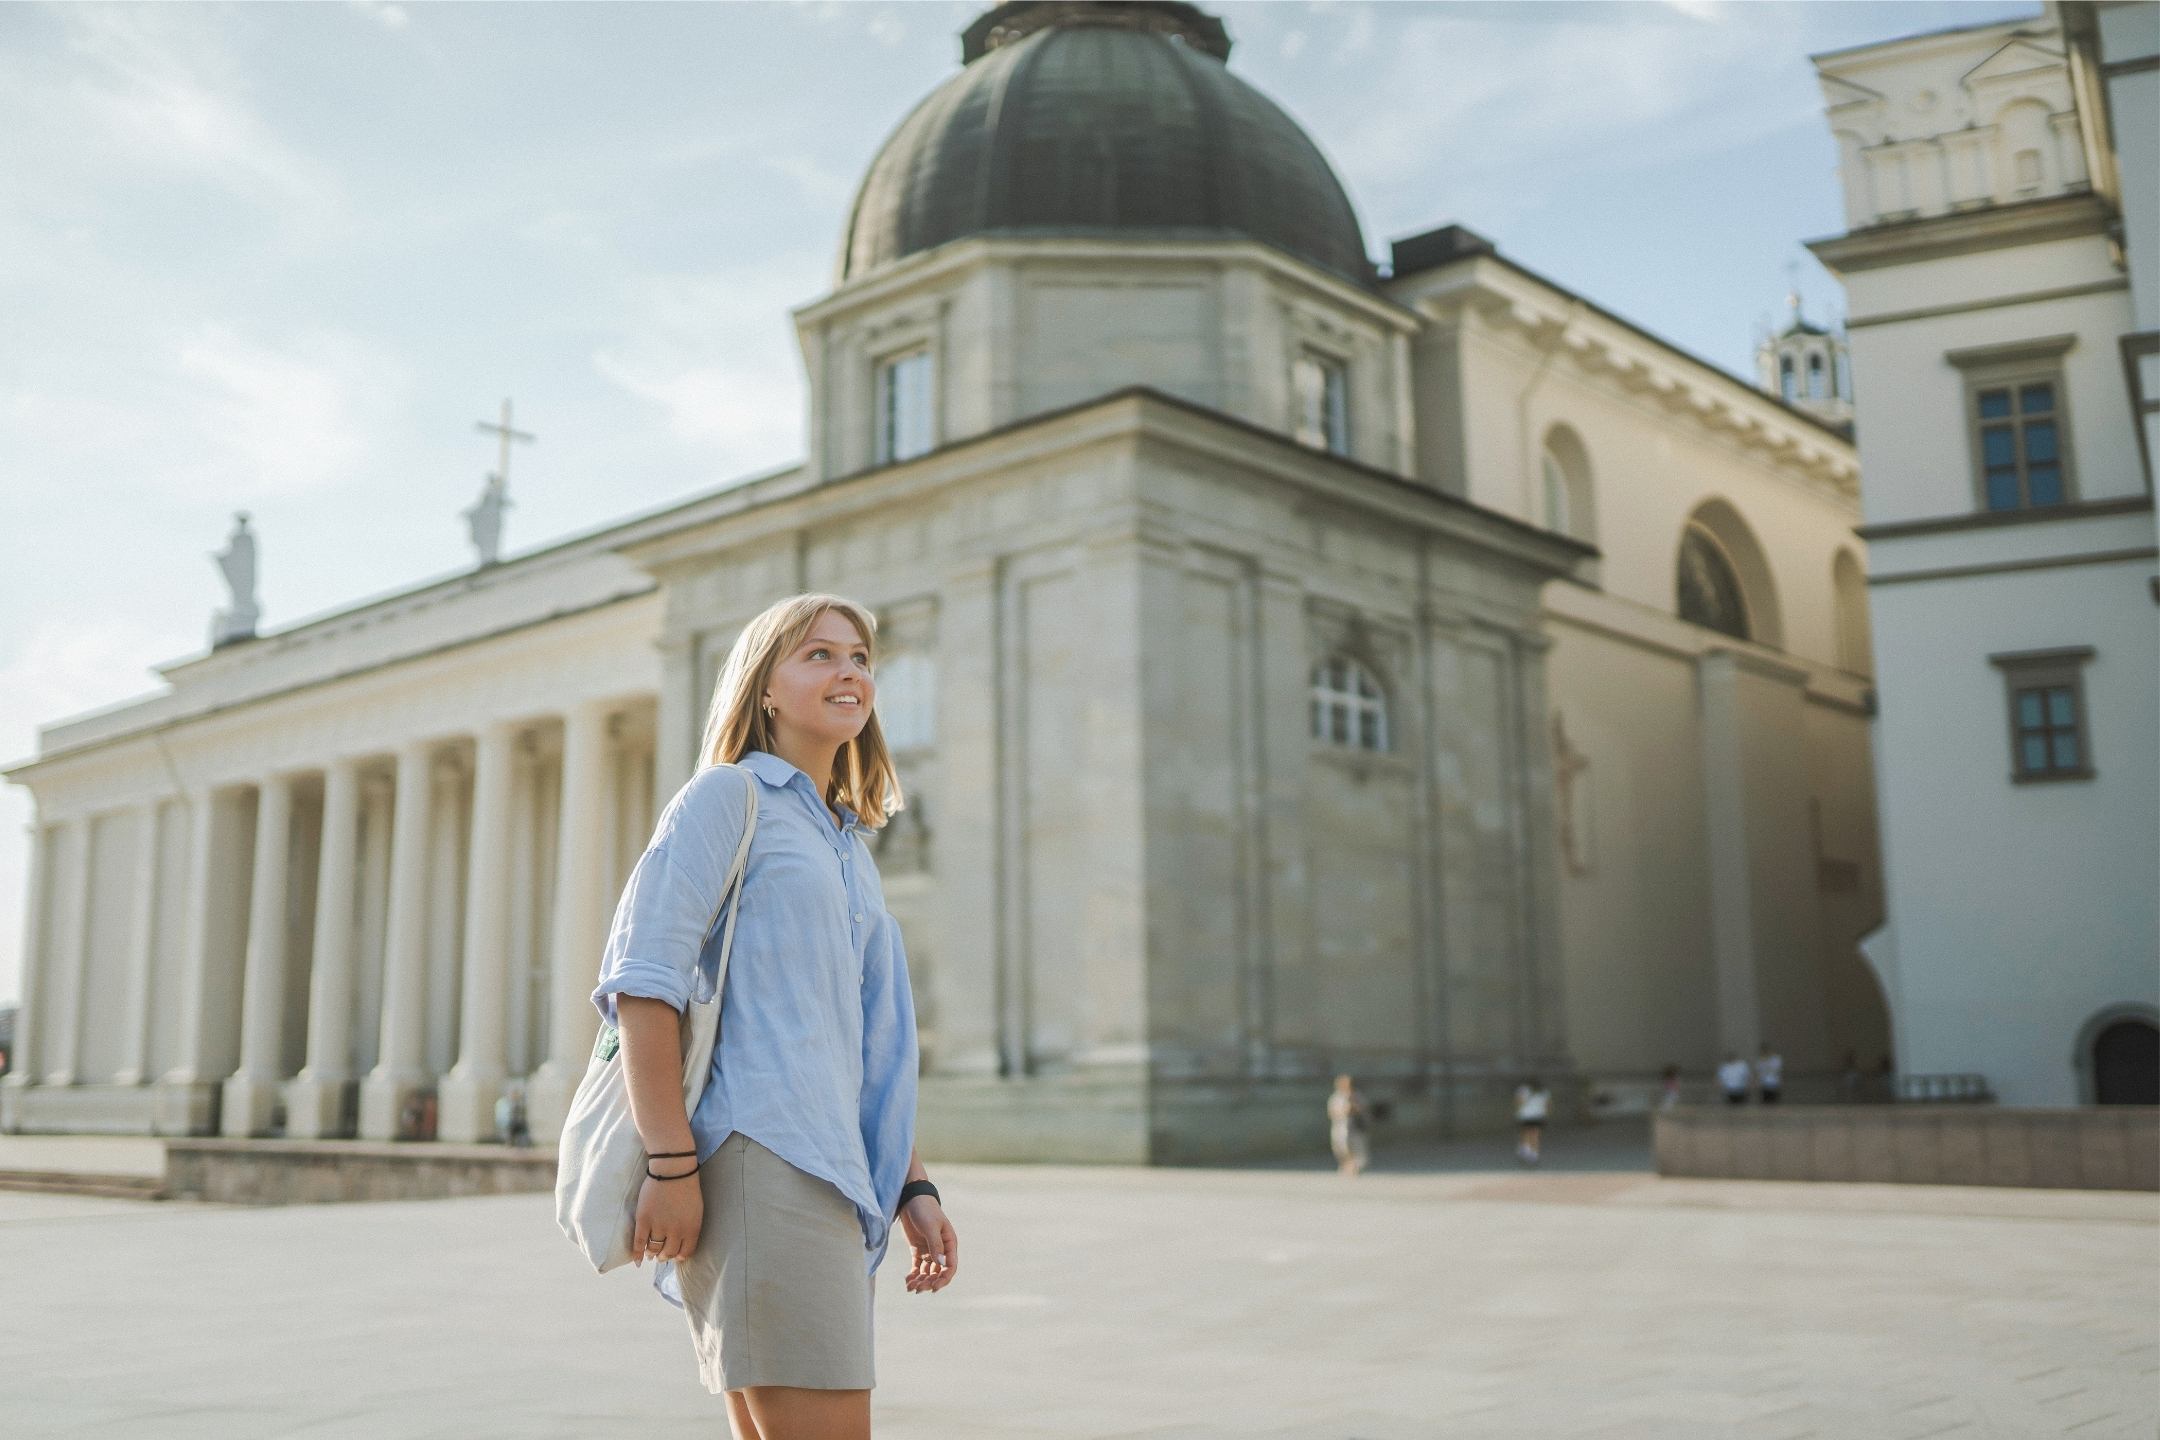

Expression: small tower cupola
xmin=1755 ymin=275 xmax=1854 ymax=437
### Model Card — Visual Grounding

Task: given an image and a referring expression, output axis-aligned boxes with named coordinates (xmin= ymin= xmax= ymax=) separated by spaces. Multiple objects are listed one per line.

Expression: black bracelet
xmin=646 ymin=1163 xmax=698 ymax=1181
xmin=897 ymin=1178 xmax=939 ymax=1208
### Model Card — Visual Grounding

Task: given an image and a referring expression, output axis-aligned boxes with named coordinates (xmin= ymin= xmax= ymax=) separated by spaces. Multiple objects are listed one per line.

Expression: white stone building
xmin=3 ymin=0 xmax=1887 ymax=1161
xmin=1808 ymin=0 xmax=2159 ymax=1106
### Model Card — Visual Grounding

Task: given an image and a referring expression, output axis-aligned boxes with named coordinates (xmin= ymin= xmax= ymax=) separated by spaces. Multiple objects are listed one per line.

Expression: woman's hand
xmin=631 ymin=1164 xmax=704 ymax=1266
xmin=898 ymin=1195 xmax=958 ymax=1294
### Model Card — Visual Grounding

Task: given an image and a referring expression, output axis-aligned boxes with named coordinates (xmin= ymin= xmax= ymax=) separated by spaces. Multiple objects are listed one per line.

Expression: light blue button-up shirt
xmin=589 ymin=748 xmax=920 ymax=1308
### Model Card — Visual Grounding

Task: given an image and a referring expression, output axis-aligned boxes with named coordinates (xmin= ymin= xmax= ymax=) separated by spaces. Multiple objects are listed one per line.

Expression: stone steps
xmin=0 ymin=1169 xmax=168 ymax=1202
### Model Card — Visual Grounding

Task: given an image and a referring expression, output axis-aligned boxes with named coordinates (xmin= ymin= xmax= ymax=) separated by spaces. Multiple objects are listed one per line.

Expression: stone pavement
xmin=0 ymin=1124 xmax=2152 ymax=1439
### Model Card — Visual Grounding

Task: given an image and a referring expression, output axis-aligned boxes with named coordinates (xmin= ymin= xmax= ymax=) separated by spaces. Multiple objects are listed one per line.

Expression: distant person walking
xmin=1514 ymin=1077 xmax=1550 ymax=1166
xmin=1718 ymin=1052 xmax=1752 ymax=1105
xmin=1328 ymin=1074 xmax=1370 ymax=1176
xmin=1756 ymin=1044 xmax=1784 ymax=1104
xmin=1658 ymin=1063 xmax=1683 ymax=1111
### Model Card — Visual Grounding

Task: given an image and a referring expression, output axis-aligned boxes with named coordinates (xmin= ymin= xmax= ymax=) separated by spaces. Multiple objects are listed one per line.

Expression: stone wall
xmin=1654 ymin=1105 xmax=2160 ymax=1191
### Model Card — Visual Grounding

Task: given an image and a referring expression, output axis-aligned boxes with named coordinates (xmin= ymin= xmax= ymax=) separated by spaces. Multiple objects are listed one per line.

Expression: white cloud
xmin=166 ymin=327 xmax=405 ymax=500
xmin=349 ymin=1 xmax=411 ymax=31
xmin=56 ymin=7 xmax=345 ymax=222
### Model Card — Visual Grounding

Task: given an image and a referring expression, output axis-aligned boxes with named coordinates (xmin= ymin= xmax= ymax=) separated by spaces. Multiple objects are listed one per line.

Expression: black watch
xmin=897 ymin=1178 xmax=940 ymax=1208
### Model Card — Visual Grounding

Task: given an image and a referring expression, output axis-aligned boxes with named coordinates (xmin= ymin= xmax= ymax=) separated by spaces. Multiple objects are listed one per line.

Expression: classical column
xmin=40 ymin=816 xmax=91 ymax=1088
xmin=0 ymin=818 xmax=55 ymax=1129
xmin=525 ymin=698 xmax=616 ymax=1142
xmin=287 ymin=756 xmax=364 ymax=1138
xmin=1698 ymin=650 xmax=1762 ymax=1060
xmin=158 ymin=788 xmax=249 ymax=1135
xmin=439 ymin=720 xmax=520 ymax=1142
xmin=222 ymin=772 xmax=296 ymax=1136
xmin=359 ymin=738 xmax=439 ymax=1140
xmin=653 ymin=632 xmax=699 ymax=812
xmin=113 ymin=799 xmax=167 ymax=1086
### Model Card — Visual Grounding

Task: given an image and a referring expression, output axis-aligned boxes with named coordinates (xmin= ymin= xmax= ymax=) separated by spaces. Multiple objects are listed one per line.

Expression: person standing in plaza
xmin=1718 ymin=1051 xmax=1753 ymax=1105
xmin=1756 ymin=1043 xmax=1785 ymax=1104
xmin=1514 ymin=1077 xmax=1550 ymax=1166
xmin=592 ymin=592 xmax=958 ymax=1440
xmin=1327 ymin=1074 xmax=1370 ymax=1176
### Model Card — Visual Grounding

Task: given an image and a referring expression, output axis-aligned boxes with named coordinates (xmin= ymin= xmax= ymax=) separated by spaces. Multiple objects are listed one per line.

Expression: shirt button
xmin=853 ymin=912 xmax=864 ymax=923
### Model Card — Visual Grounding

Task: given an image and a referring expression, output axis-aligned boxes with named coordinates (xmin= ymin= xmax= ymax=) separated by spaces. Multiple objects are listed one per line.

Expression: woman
xmin=590 ymin=593 xmax=958 ymax=1440
xmin=1514 ymin=1076 xmax=1549 ymax=1166
xmin=1327 ymin=1074 xmax=1369 ymax=1176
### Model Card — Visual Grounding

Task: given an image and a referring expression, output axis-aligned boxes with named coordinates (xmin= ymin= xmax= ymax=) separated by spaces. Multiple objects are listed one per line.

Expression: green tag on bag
xmin=595 ymin=1025 xmax=620 ymax=1062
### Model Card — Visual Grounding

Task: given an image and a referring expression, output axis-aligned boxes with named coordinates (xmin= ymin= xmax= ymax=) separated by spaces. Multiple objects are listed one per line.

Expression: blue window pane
xmin=2046 ymin=687 xmax=2076 ymax=726
xmin=1310 ymin=697 xmax=1323 ymax=738
xmin=1986 ymin=469 xmax=2023 ymax=510
xmin=1977 ymin=389 xmax=2012 ymax=419
xmin=2019 ymin=382 xmax=2054 ymax=415
xmin=2017 ymin=691 xmax=2045 ymax=728
xmin=2028 ymin=464 xmax=2063 ymax=506
xmin=1358 ymin=709 xmax=1380 ymax=750
xmin=1981 ymin=426 xmax=2016 ymax=466
xmin=2022 ymin=734 xmax=2050 ymax=772
xmin=2024 ymin=420 xmax=2057 ymax=462
xmin=1330 ymin=705 xmax=1348 ymax=745
xmin=2052 ymin=732 xmax=2080 ymax=770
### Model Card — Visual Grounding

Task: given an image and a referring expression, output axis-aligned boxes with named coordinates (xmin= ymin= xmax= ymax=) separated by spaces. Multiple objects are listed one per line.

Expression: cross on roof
xmin=475 ymin=398 xmax=535 ymax=487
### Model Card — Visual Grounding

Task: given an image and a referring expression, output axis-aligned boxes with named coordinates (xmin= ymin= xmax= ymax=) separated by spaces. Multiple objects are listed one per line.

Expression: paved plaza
xmin=1 ymin=1126 xmax=2154 ymax=1440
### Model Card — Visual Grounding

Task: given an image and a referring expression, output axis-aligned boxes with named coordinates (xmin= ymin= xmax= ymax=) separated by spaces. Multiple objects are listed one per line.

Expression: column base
xmin=283 ymin=1073 xmax=358 ymax=1140
xmin=358 ymin=1071 xmax=433 ymax=1141
xmin=219 ymin=1071 xmax=286 ymax=1137
xmin=152 ymin=1077 xmax=222 ymax=1136
xmin=0 ymin=1073 xmax=33 ymax=1133
xmin=523 ymin=1059 xmax=585 ymax=1148
xmin=436 ymin=1067 xmax=506 ymax=1144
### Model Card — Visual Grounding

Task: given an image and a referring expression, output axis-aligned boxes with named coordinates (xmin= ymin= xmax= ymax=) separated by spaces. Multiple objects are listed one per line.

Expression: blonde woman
xmin=590 ymin=593 xmax=957 ymax=1440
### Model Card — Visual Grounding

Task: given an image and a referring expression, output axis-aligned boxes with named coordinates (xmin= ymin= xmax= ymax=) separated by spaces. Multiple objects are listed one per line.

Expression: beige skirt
xmin=676 ymin=1131 xmax=877 ymax=1394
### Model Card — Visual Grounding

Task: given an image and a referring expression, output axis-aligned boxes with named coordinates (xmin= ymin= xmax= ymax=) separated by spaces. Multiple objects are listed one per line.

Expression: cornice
xmin=1805 ymin=190 xmax=2114 ymax=273
xmin=1406 ymin=260 xmax=1860 ymax=503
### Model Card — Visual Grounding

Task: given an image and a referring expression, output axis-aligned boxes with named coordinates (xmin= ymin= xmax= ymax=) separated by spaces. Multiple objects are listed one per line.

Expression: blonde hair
xmin=695 ymin=592 xmax=904 ymax=830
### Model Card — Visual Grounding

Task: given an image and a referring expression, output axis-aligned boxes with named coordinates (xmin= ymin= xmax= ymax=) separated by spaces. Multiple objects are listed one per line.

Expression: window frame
xmin=872 ymin=344 xmax=937 ymax=466
xmin=1949 ymin=335 xmax=2079 ymax=514
xmin=1675 ymin=523 xmax=1752 ymax=642
xmin=1291 ymin=346 xmax=1351 ymax=457
xmin=1308 ymin=652 xmax=1389 ymax=754
xmin=1990 ymin=645 xmax=2096 ymax=784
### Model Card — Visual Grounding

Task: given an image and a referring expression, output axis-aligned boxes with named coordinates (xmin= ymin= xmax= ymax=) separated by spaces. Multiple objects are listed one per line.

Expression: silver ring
xmin=646 ymin=1238 xmax=664 ymax=1250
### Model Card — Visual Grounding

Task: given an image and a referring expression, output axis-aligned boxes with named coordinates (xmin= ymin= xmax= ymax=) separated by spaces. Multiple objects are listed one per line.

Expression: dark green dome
xmin=839 ymin=2 xmax=1373 ymax=287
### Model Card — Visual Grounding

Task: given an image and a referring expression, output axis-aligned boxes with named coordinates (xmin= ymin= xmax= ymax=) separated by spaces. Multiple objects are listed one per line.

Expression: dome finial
xmin=961 ymin=1 xmax=1231 ymax=65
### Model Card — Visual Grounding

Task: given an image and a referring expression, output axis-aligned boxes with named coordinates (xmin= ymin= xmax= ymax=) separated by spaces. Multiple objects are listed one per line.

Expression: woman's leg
xmin=738 ymin=1385 xmax=871 ymax=1440
xmin=723 ymin=1391 xmax=764 ymax=1440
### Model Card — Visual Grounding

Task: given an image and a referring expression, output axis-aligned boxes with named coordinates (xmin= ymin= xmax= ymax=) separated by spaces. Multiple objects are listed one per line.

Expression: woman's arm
xmin=619 ymin=995 xmax=696 ymax=1159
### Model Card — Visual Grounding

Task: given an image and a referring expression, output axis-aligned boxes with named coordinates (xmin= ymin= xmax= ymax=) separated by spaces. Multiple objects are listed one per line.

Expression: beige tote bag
xmin=555 ymin=763 xmax=757 ymax=1274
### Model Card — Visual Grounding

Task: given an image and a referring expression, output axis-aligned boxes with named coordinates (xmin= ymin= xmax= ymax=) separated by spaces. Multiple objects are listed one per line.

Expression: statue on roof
xmin=463 ymin=470 xmax=511 ymax=567
xmin=210 ymin=511 xmax=260 ymax=649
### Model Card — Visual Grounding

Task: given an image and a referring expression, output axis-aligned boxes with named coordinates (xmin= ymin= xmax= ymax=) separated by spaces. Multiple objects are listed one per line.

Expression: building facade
xmin=1808 ymin=0 xmax=2159 ymax=1106
xmin=4 ymin=0 xmax=1887 ymax=1160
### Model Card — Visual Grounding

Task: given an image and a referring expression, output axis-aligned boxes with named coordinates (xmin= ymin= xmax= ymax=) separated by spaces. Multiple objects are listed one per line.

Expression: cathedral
xmin=1 ymin=0 xmax=1888 ymax=1162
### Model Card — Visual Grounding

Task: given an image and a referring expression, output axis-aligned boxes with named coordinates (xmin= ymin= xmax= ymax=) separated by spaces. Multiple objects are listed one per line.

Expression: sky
xmin=0 ymin=0 xmax=2044 ymax=1007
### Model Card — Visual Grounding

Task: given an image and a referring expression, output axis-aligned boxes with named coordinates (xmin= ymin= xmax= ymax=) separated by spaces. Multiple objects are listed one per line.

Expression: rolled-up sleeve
xmin=589 ymin=765 xmax=751 ymax=1029
xmin=858 ymin=910 xmax=921 ymax=1235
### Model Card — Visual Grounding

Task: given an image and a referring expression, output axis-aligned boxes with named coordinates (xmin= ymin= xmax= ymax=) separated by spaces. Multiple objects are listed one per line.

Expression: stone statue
xmin=463 ymin=471 xmax=511 ymax=567
xmin=209 ymin=511 xmax=260 ymax=648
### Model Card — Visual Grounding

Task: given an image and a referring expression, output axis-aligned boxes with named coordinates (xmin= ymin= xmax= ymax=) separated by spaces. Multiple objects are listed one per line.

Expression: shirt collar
xmin=738 ymin=749 xmax=859 ymax=830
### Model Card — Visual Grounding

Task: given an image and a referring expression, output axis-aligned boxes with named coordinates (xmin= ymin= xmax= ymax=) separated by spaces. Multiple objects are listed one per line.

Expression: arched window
xmin=1539 ymin=424 xmax=1596 ymax=544
xmin=1677 ymin=526 xmax=1750 ymax=641
xmin=1779 ymin=354 xmax=1796 ymax=403
xmin=1834 ymin=348 xmax=1851 ymax=401
xmin=1807 ymin=352 xmax=1826 ymax=400
xmin=872 ymin=651 xmax=936 ymax=752
xmin=1310 ymin=654 xmax=1388 ymax=752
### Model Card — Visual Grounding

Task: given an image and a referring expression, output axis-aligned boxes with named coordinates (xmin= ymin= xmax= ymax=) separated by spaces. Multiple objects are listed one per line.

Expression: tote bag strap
xmin=692 ymin=763 xmax=759 ymax=1006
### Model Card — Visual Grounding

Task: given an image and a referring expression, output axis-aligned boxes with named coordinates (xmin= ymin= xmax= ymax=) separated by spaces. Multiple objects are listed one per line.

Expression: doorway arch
xmin=2076 ymin=1005 xmax=2160 ymax=1105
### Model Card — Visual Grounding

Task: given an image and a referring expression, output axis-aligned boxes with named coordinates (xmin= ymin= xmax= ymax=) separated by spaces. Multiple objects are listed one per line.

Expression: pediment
xmin=1819 ymin=73 xmax=1884 ymax=114
xmin=1962 ymin=36 xmax=2064 ymax=88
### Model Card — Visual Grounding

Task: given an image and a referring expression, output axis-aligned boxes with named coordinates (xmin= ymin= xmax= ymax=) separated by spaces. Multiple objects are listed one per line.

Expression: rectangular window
xmin=1949 ymin=336 xmax=2077 ymax=514
xmin=875 ymin=348 xmax=934 ymax=464
xmin=1990 ymin=647 xmax=2095 ymax=783
xmin=1292 ymin=349 xmax=1349 ymax=456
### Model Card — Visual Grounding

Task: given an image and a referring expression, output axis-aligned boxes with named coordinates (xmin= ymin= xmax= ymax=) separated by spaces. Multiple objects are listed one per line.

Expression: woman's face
xmin=764 ymin=609 xmax=876 ymax=751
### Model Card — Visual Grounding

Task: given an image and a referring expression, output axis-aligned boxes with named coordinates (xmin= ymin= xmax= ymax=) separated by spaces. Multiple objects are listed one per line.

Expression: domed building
xmin=4 ymin=2 xmax=1887 ymax=1165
